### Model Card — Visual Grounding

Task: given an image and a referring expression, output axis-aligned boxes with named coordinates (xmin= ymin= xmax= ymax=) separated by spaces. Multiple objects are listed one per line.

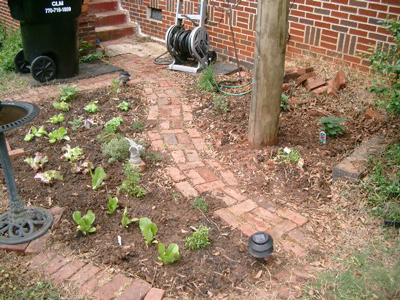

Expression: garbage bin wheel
xmin=14 ymin=50 xmax=30 ymax=74
xmin=31 ymin=56 xmax=56 ymax=83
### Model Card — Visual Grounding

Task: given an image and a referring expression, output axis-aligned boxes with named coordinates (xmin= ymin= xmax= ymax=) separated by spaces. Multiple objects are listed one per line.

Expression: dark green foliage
xmin=319 ymin=115 xmax=346 ymax=137
xmin=0 ymin=27 xmax=22 ymax=72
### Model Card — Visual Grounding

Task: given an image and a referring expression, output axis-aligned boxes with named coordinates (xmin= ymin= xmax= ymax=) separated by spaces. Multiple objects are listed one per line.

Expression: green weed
xmin=199 ymin=66 xmax=215 ymax=91
xmin=184 ymin=226 xmax=211 ymax=250
xmin=0 ymin=27 xmax=22 ymax=72
xmin=118 ymin=164 xmax=147 ymax=198
xmin=319 ymin=115 xmax=346 ymax=137
xmin=213 ymin=95 xmax=228 ymax=119
xmin=192 ymin=197 xmax=208 ymax=213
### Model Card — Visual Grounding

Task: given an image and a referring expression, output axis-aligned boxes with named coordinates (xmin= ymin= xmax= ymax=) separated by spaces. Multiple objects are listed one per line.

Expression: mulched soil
xmin=1 ymin=83 xmax=280 ymax=299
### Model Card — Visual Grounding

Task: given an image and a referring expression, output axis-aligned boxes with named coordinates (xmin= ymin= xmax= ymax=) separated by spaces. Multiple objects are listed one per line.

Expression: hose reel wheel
xmin=189 ymin=27 xmax=210 ymax=66
xmin=165 ymin=25 xmax=184 ymax=60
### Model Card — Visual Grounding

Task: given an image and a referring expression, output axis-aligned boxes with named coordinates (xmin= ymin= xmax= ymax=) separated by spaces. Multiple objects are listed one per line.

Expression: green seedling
xmin=34 ymin=170 xmax=63 ymax=185
xmin=106 ymin=195 xmax=119 ymax=215
xmin=71 ymin=160 xmax=93 ymax=174
xmin=52 ymin=101 xmax=69 ymax=112
xmin=281 ymin=94 xmax=289 ymax=111
xmin=60 ymin=85 xmax=79 ymax=102
xmin=117 ymin=164 xmax=147 ymax=198
xmin=199 ymin=65 xmax=215 ymax=91
xmin=158 ymin=242 xmax=180 ymax=265
xmin=49 ymin=113 xmax=65 ymax=124
xmin=109 ymin=78 xmax=121 ymax=94
xmin=319 ymin=115 xmax=346 ymax=137
xmin=277 ymin=147 xmax=302 ymax=164
xmin=61 ymin=145 xmax=84 ymax=162
xmin=68 ymin=118 xmax=83 ymax=130
xmin=132 ymin=121 xmax=144 ymax=132
xmin=24 ymin=153 xmax=48 ymax=172
xmin=139 ymin=217 xmax=158 ymax=245
xmin=192 ymin=197 xmax=208 ymax=213
xmin=84 ymin=101 xmax=100 ymax=113
xmin=24 ymin=126 xmax=48 ymax=142
xmin=118 ymin=101 xmax=130 ymax=111
xmin=72 ymin=210 xmax=96 ymax=235
xmin=48 ymin=127 xmax=70 ymax=143
xmin=121 ymin=207 xmax=138 ymax=228
xmin=104 ymin=116 xmax=123 ymax=133
xmin=89 ymin=167 xmax=106 ymax=190
xmin=184 ymin=226 xmax=211 ymax=250
xmin=213 ymin=95 xmax=228 ymax=119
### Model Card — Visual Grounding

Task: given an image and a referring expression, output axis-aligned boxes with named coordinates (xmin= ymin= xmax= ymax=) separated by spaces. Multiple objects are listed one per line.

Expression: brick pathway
xmin=1 ymin=54 xmax=318 ymax=299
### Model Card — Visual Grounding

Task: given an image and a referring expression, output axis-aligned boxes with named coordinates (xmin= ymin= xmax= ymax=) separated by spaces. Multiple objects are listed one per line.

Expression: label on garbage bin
xmin=44 ymin=1 xmax=72 ymax=14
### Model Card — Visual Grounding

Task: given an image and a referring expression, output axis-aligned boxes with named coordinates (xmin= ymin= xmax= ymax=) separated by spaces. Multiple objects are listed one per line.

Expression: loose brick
xmin=276 ymin=209 xmax=308 ymax=226
xmin=306 ymin=77 xmax=326 ymax=90
xmin=281 ymin=240 xmax=308 ymax=257
xmin=24 ymin=232 xmax=50 ymax=254
xmin=287 ymin=229 xmax=318 ymax=249
xmin=364 ymin=109 xmax=383 ymax=120
xmin=297 ymin=67 xmax=314 ymax=75
xmin=43 ymin=255 xmax=69 ymax=275
xmin=69 ymin=263 xmax=101 ymax=287
xmin=9 ymin=149 xmax=25 ymax=160
xmin=335 ymin=69 xmax=346 ymax=90
xmin=166 ymin=167 xmax=186 ymax=182
xmin=144 ymin=288 xmax=165 ymax=300
xmin=196 ymin=167 xmax=219 ymax=182
xmin=214 ymin=209 xmax=239 ymax=228
xmin=175 ymin=181 xmax=199 ymax=198
xmin=229 ymin=200 xmax=258 ymax=216
xmin=116 ymin=278 xmax=151 ymax=300
xmin=196 ymin=180 xmax=225 ymax=193
xmin=92 ymin=274 xmax=131 ymax=300
xmin=312 ymin=85 xmax=329 ymax=95
xmin=0 ymin=242 xmax=28 ymax=253
xmin=51 ymin=260 xmax=86 ymax=284
xmin=50 ymin=206 xmax=66 ymax=226
xmin=171 ymin=150 xmax=186 ymax=164
xmin=221 ymin=187 xmax=247 ymax=202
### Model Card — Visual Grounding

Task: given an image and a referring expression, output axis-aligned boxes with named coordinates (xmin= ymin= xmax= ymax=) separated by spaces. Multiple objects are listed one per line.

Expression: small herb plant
xmin=121 ymin=207 xmax=138 ymax=228
xmin=84 ymin=101 xmax=100 ymax=113
xmin=281 ymin=94 xmax=289 ymax=111
xmin=213 ymin=95 xmax=228 ymax=119
xmin=118 ymin=164 xmax=147 ymax=197
xmin=319 ymin=115 xmax=346 ymax=137
xmin=192 ymin=197 xmax=208 ymax=213
xmin=68 ymin=118 xmax=83 ymax=130
xmin=158 ymin=242 xmax=180 ymax=265
xmin=24 ymin=153 xmax=48 ymax=172
xmin=104 ymin=116 xmax=123 ymax=133
xmin=277 ymin=147 xmax=301 ymax=164
xmin=199 ymin=65 xmax=215 ymax=92
xmin=106 ymin=195 xmax=119 ymax=215
xmin=34 ymin=170 xmax=63 ymax=185
xmin=109 ymin=78 xmax=121 ymax=94
xmin=139 ymin=217 xmax=158 ymax=245
xmin=48 ymin=127 xmax=70 ymax=143
xmin=24 ymin=126 xmax=48 ymax=142
xmin=184 ymin=226 xmax=211 ymax=250
xmin=60 ymin=85 xmax=79 ymax=102
xmin=52 ymin=101 xmax=69 ymax=112
xmin=118 ymin=101 xmax=130 ymax=111
xmin=89 ymin=167 xmax=106 ymax=190
xmin=132 ymin=121 xmax=144 ymax=132
xmin=102 ymin=137 xmax=130 ymax=163
xmin=72 ymin=210 xmax=96 ymax=235
xmin=61 ymin=145 xmax=84 ymax=162
xmin=49 ymin=113 xmax=65 ymax=124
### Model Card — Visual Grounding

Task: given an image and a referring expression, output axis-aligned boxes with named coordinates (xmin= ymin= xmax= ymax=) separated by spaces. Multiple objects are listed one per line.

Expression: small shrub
xmin=213 ymin=95 xmax=228 ymax=119
xmin=184 ymin=226 xmax=211 ymax=250
xmin=199 ymin=66 xmax=215 ymax=91
xmin=96 ymin=132 xmax=123 ymax=144
xmin=192 ymin=197 xmax=208 ymax=213
xmin=319 ymin=115 xmax=346 ymax=137
xmin=118 ymin=164 xmax=147 ymax=198
xmin=132 ymin=121 xmax=144 ymax=132
xmin=102 ymin=137 xmax=130 ymax=163
xmin=104 ymin=116 xmax=123 ymax=133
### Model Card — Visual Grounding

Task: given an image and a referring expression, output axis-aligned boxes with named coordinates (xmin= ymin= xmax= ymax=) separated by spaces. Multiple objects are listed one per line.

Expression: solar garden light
xmin=119 ymin=71 xmax=131 ymax=85
xmin=0 ymin=101 xmax=53 ymax=245
xmin=248 ymin=232 xmax=274 ymax=259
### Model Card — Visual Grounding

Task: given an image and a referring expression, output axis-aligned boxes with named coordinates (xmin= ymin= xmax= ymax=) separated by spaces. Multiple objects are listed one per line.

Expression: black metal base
xmin=0 ymin=207 xmax=53 ymax=245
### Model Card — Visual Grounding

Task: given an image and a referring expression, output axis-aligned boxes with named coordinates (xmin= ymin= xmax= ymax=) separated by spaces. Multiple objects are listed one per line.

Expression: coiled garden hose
xmin=214 ymin=79 xmax=252 ymax=96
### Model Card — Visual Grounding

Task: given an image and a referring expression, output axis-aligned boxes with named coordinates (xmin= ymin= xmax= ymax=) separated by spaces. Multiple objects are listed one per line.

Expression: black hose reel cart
xmin=8 ymin=0 xmax=82 ymax=83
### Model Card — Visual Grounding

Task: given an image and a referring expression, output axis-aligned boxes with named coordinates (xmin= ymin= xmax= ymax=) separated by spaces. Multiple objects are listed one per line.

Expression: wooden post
xmin=248 ymin=0 xmax=290 ymax=148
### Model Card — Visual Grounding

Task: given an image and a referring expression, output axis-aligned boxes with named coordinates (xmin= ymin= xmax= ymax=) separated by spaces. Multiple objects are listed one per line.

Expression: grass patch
xmin=0 ymin=69 xmax=28 ymax=97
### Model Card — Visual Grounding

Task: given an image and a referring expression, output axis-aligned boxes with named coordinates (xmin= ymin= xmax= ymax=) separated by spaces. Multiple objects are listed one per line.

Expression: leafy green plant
xmin=52 ymin=101 xmax=69 ymax=112
xmin=158 ymin=242 xmax=180 ymax=265
xmin=48 ymin=127 xmax=70 ymax=143
xmin=319 ymin=115 xmax=346 ymax=137
xmin=132 ymin=121 xmax=144 ymax=132
xmin=61 ymin=145 xmax=84 ymax=162
xmin=68 ymin=118 xmax=83 ymax=130
xmin=84 ymin=101 xmax=100 ymax=113
xmin=72 ymin=210 xmax=96 ymax=235
xmin=80 ymin=52 xmax=104 ymax=62
xmin=24 ymin=153 xmax=48 ymax=172
xmin=121 ymin=207 xmax=138 ymax=228
xmin=118 ymin=164 xmax=147 ymax=198
xmin=78 ymin=40 xmax=104 ymax=63
xmin=281 ymin=94 xmax=289 ymax=111
xmin=192 ymin=197 xmax=208 ymax=213
xmin=118 ymin=101 xmax=130 ymax=111
xmin=139 ymin=217 xmax=158 ymax=245
xmin=0 ymin=28 xmax=22 ymax=72
xmin=366 ymin=17 xmax=400 ymax=115
xmin=184 ymin=226 xmax=211 ymax=250
xmin=89 ymin=167 xmax=106 ymax=190
xmin=49 ymin=113 xmax=65 ymax=124
xmin=109 ymin=78 xmax=121 ymax=94
xmin=213 ymin=95 xmax=228 ymax=119
xmin=277 ymin=147 xmax=302 ymax=164
xmin=199 ymin=65 xmax=215 ymax=91
xmin=104 ymin=116 xmax=123 ymax=133
xmin=34 ymin=170 xmax=63 ymax=185
xmin=24 ymin=126 xmax=48 ymax=142
xmin=102 ymin=137 xmax=130 ymax=163
xmin=106 ymin=195 xmax=119 ymax=215
xmin=60 ymin=85 xmax=79 ymax=102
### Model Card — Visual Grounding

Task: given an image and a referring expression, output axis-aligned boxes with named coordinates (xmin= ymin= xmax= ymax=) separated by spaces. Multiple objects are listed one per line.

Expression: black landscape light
xmin=248 ymin=232 xmax=274 ymax=259
xmin=119 ymin=71 xmax=131 ymax=85
xmin=0 ymin=101 xmax=53 ymax=244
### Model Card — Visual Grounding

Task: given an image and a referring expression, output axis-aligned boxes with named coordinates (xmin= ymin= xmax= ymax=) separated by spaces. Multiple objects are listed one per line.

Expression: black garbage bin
xmin=8 ymin=0 xmax=82 ymax=82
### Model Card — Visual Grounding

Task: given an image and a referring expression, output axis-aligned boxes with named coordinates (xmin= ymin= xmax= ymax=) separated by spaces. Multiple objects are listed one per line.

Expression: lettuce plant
xmin=71 ymin=160 xmax=93 ymax=174
xmin=61 ymin=145 xmax=84 ymax=162
xmin=72 ymin=210 xmax=96 ymax=235
xmin=104 ymin=116 xmax=123 ymax=133
xmin=49 ymin=113 xmax=65 ymax=124
xmin=158 ymin=242 xmax=180 ymax=265
xmin=24 ymin=125 xmax=48 ymax=142
xmin=48 ymin=127 xmax=70 ymax=143
xmin=84 ymin=101 xmax=100 ymax=113
xmin=121 ymin=207 xmax=138 ymax=228
xmin=118 ymin=101 xmax=130 ymax=111
xmin=89 ymin=167 xmax=106 ymax=190
xmin=60 ymin=85 xmax=79 ymax=102
xmin=107 ymin=195 xmax=119 ymax=215
xmin=139 ymin=217 xmax=158 ymax=245
xmin=24 ymin=153 xmax=48 ymax=172
xmin=53 ymin=101 xmax=69 ymax=111
xmin=34 ymin=170 xmax=63 ymax=185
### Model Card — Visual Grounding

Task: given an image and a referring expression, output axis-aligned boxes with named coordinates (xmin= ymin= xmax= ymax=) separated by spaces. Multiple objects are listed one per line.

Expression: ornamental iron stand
xmin=0 ymin=101 xmax=53 ymax=244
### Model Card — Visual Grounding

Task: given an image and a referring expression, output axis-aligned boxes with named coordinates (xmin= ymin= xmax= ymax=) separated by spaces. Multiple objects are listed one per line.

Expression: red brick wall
xmin=0 ymin=0 xmax=19 ymax=32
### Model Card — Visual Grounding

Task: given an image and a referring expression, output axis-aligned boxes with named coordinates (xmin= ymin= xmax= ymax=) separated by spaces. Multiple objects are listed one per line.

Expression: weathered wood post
xmin=248 ymin=0 xmax=290 ymax=147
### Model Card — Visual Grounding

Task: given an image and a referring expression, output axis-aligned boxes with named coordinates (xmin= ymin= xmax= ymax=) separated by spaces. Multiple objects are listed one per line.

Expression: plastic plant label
xmin=319 ymin=131 xmax=327 ymax=144
xmin=297 ymin=158 xmax=304 ymax=169
xmin=283 ymin=147 xmax=291 ymax=154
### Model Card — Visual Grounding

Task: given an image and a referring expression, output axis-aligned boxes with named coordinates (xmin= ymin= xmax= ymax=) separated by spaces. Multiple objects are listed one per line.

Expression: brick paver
xmin=51 ymin=260 xmax=86 ymax=284
xmin=144 ymin=288 xmax=165 ymax=300
xmin=116 ymin=278 xmax=151 ymax=300
xmin=92 ymin=274 xmax=131 ymax=300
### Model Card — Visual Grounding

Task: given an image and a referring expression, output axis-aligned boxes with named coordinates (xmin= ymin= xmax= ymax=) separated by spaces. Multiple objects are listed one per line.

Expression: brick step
xmin=95 ymin=23 xmax=136 ymax=42
xmin=94 ymin=10 xmax=128 ymax=27
xmin=88 ymin=0 xmax=118 ymax=14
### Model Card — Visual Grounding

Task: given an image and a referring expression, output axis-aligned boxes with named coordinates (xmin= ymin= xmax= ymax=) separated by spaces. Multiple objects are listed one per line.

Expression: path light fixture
xmin=119 ymin=71 xmax=131 ymax=85
xmin=248 ymin=232 xmax=274 ymax=259
xmin=0 ymin=101 xmax=53 ymax=244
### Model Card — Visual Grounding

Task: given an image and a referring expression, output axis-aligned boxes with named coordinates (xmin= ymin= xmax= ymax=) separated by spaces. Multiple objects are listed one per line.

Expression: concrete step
xmin=88 ymin=0 xmax=118 ymax=14
xmin=94 ymin=10 xmax=128 ymax=27
xmin=95 ymin=23 xmax=136 ymax=42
